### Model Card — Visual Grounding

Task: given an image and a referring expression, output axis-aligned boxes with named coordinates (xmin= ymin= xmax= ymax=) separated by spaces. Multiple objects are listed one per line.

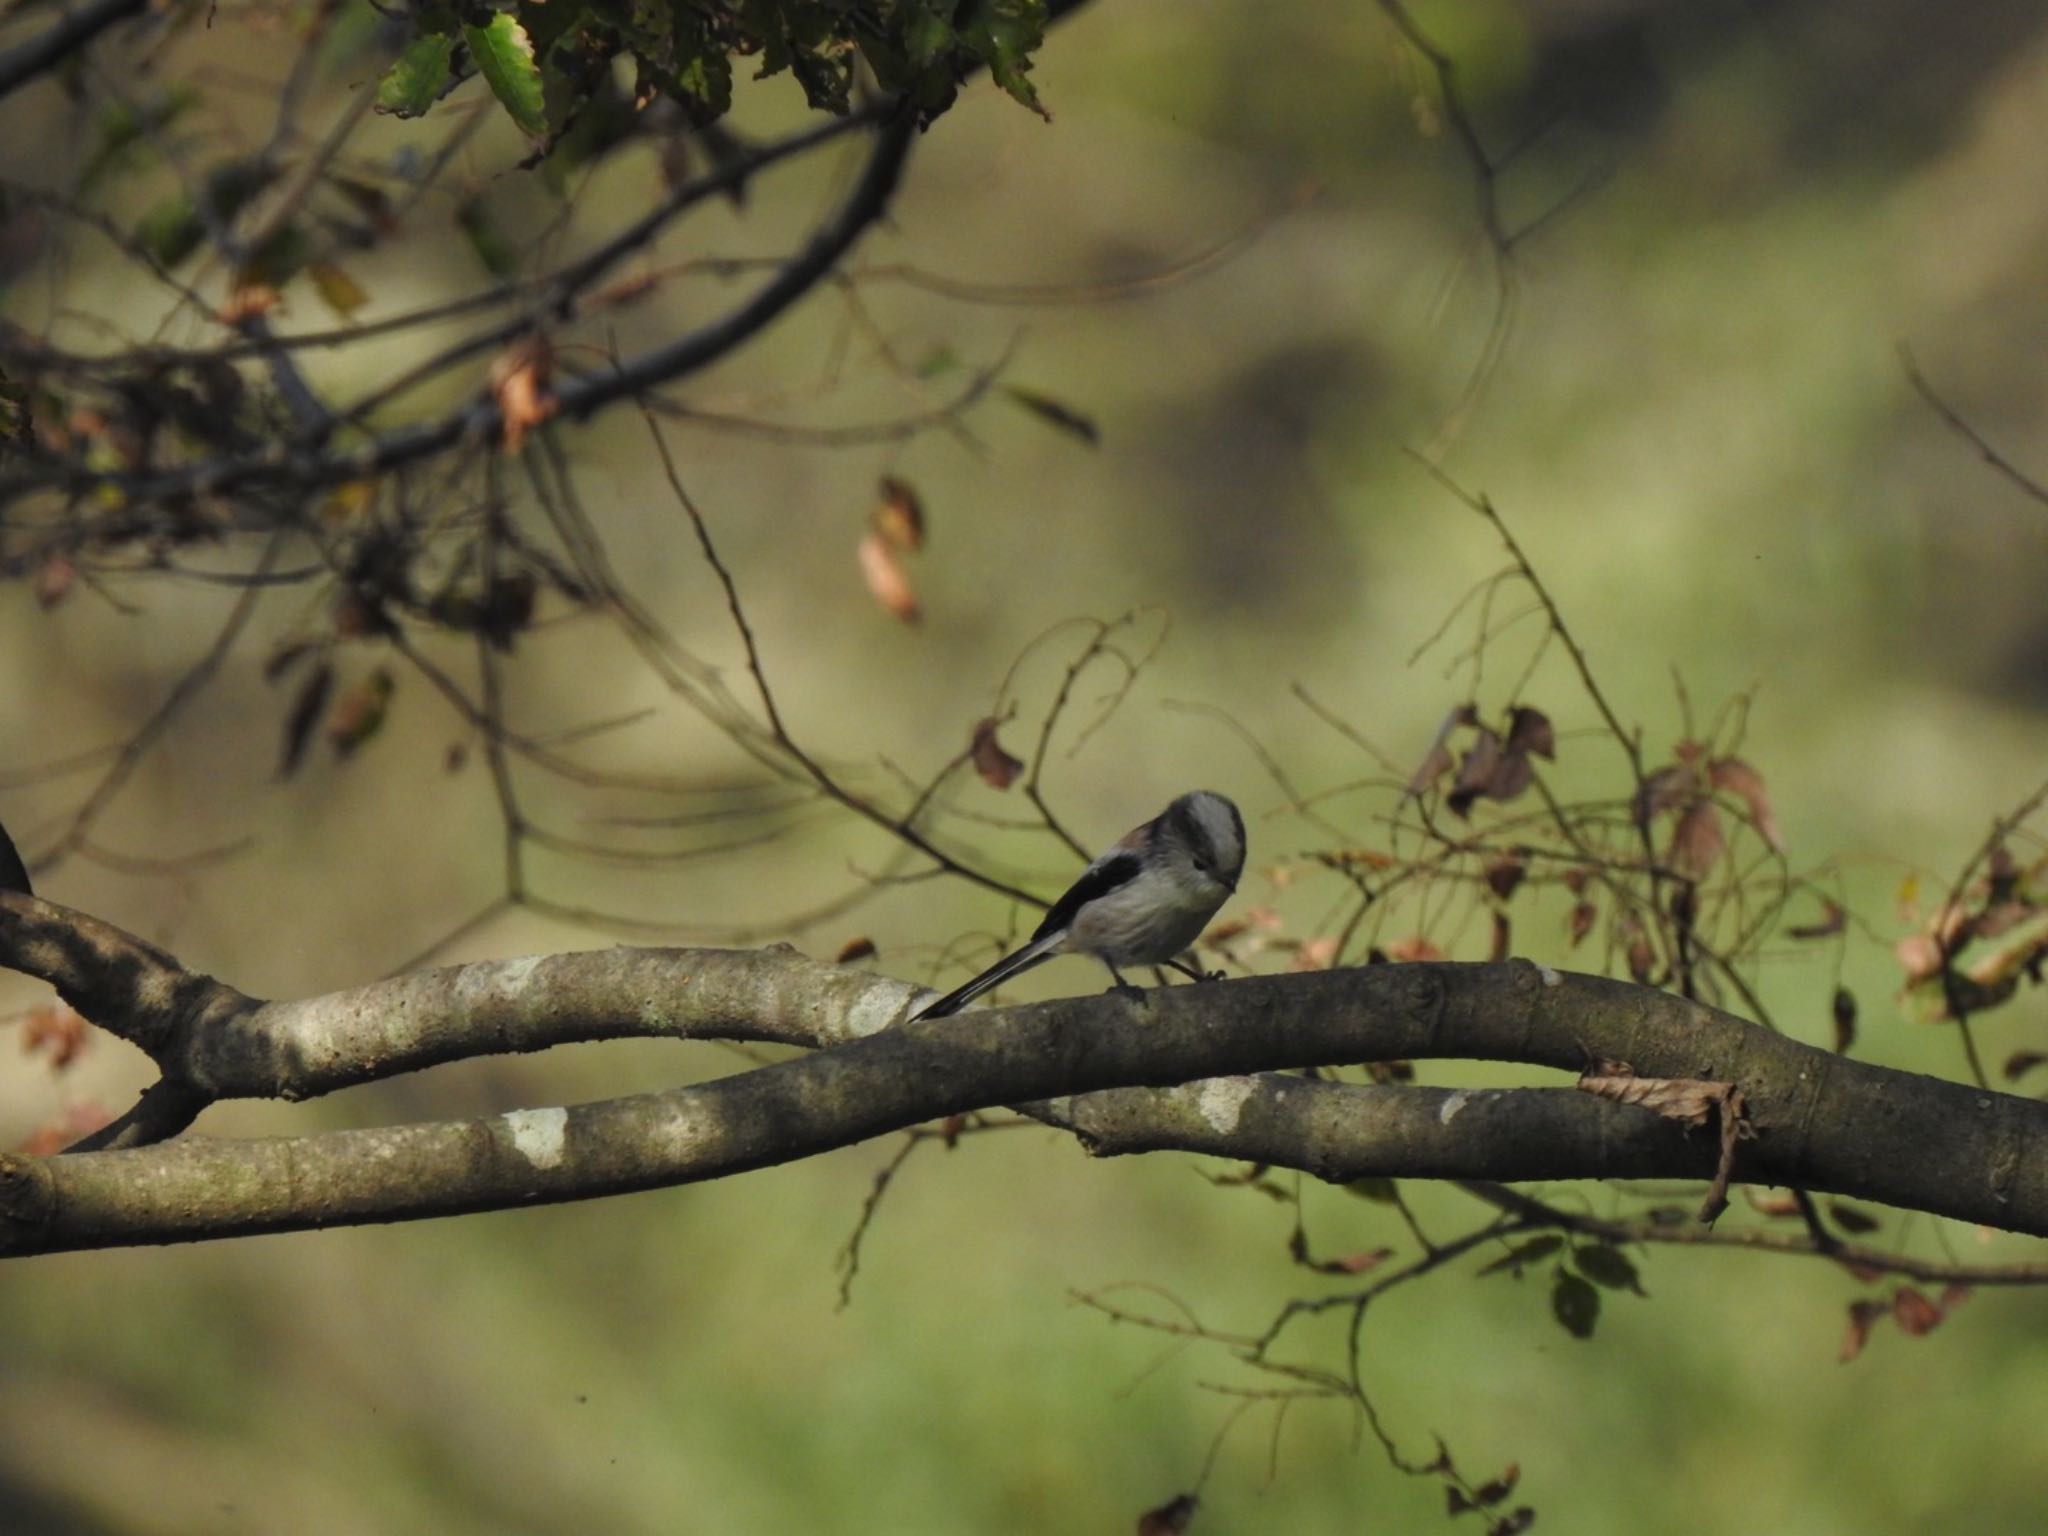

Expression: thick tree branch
xmin=4 ymin=892 xmax=2048 ymax=1254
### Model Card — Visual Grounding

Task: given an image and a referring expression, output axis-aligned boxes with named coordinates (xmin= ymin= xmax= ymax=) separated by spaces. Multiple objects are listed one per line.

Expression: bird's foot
xmin=1106 ymin=980 xmax=1148 ymax=1007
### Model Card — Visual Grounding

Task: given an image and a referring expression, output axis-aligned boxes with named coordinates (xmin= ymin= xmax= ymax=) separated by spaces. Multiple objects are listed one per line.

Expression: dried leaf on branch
xmin=1577 ymin=1061 xmax=1753 ymax=1222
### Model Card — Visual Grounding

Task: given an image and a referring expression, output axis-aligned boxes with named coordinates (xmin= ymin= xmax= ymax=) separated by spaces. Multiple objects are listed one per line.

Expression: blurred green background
xmin=5 ymin=0 xmax=2048 ymax=1530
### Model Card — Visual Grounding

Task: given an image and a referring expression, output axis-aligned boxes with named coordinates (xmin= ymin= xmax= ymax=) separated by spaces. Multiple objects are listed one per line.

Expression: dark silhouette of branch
xmin=0 ymin=0 xmax=151 ymax=102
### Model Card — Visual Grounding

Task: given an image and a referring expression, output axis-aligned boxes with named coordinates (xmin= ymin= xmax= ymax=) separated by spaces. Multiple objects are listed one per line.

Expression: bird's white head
xmin=1163 ymin=790 xmax=1246 ymax=892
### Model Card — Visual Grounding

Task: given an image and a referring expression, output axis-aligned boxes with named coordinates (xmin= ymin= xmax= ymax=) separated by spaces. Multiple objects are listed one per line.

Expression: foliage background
xmin=4 ymin=0 xmax=2048 ymax=1530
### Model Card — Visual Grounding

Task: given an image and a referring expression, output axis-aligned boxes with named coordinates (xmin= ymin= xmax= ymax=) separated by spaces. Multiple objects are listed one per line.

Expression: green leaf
xmin=957 ymin=0 xmax=1048 ymax=118
xmin=903 ymin=4 xmax=955 ymax=67
xmin=1551 ymin=1271 xmax=1600 ymax=1339
xmin=1475 ymin=1234 xmax=1561 ymax=1278
xmin=136 ymin=196 xmax=204 ymax=267
xmin=1572 ymin=1242 xmax=1645 ymax=1295
xmin=377 ymin=34 xmax=456 ymax=119
xmin=464 ymin=14 xmax=550 ymax=138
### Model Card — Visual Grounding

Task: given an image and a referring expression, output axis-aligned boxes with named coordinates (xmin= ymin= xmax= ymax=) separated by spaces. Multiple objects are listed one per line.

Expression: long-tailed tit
xmin=911 ymin=790 xmax=1245 ymax=1021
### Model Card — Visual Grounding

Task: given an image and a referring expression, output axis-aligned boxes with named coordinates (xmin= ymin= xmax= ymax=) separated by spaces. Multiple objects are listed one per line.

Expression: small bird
xmin=911 ymin=790 xmax=1245 ymax=1020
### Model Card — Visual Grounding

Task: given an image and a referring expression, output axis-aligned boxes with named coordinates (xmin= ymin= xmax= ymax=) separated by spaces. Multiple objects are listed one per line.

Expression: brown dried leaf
xmin=1974 ymin=900 xmax=2034 ymax=940
xmin=1567 ymin=900 xmax=1597 ymax=948
xmin=34 ymin=554 xmax=75 ymax=609
xmin=1489 ymin=909 xmax=1510 ymax=963
xmin=872 ymin=475 xmax=925 ymax=552
xmin=327 ymin=667 xmax=395 ymax=757
xmin=1292 ymin=935 xmax=1341 ymax=971
xmin=969 ymin=715 xmax=1023 ymax=790
xmin=1894 ymin=931 xmax=1944 ymax=982
xmin=1578 ymin=1069 xmax=1731 ymax=1129
xmin=1471 ymin=1465 xmax=1521 ymax=1507
xmin=1831 ymin=986 xmax=1858 ymax=1054
xmin=833 ymin=936 xmax=876 ymax=964
xmin=2003 ymin=1049 xmax=2048 ymax=1081
xmin=1840 ymin=1298 xmax=1888 ymax=1363
xmin=1626 ymin=937 xmax=1657 ymax=983
xmin=1505 ymin=705 xmax=1555 ymax=760
xmin=1633 ymin=763 xmax=1695 ymax=827
xmin=1136 ymin=1493 xmax=1198 ymax=1535
xmin=1324 ymin=847 xmax=1398 ymax=871
xmin=278 ymin=660 xmax=334 ymax=779
xmin=1710 ymin=756 xmax=1783 ymax=850
xmin=1482 ymin=852 xmax=1526 ymax=902
xmin=21 ymin=1005 xmax=89 ymax=1070
xmin=1788 ymin=899 xmax=1847 ymax=941
xmin=1407 ymin=703 xmax=1478 ymax=800
xmin=1668 ymin=799 xmax=1725 ymax=878
xmin=489 ymin=335 xmax=558 ymax=453
xmin=219 ymin=283 xmax=282 ymax=324
xmin=1891 ymin=1286 xmax=1943 ymax=1337
xmin=1449 ymin=728 xmax=1534 ymax=817
xmin=856 ymin=532 xmax=921 ymax=624
xmin=1561 ymin=866 xmax=1593 ymax=897
xmin=1383 ymin=934 xmax=1446 ymax=964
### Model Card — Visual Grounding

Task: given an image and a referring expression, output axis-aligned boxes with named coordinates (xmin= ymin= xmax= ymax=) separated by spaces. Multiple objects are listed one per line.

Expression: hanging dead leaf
xmin=1561 ymin=866 xmax=1593 ymax=897
xmin=2003 ymin=1049 xmax=2048 ymax=1081
xmin=1891 ymin=1287 xmax=1943 ymax=1337
xmin=833 ymin=936 xmax=877 ymax=964
xmin=1633 ymin=762 xmax=1695 ymax=827
xmin=218 ymin=283 xmax=282 ymax=324
xmin=1578 ymin=1068 xmax=1732 ymax=1128
xmin=489 ymin=334 xmax=557 ymax=453
xmin=33 ymin=553 xmax=75 ymax=609
xmin=1489 ymin=909 xmax=1511 ymax=962
xmin=1407 ymin=703 xmax=1477 ymax=800
xmin=278 ymin=660 xmax=334 ymax=779
xmin=1448 ymin=728 xmax=1528 ymax=818
xmin=21 ymin=1005 xmax=89 ymax=1069
xmin=1003 ymin=384 xmax=1100 ymax=446
xmin=856 ymin=532 xmax=921 ymax=624
xmin=1579 ymin=1063 xmax=1751 ymax=1222
xmin=327 ymin=667 xmax=395 ymax=757
xmin=1481 ymin=852 xmax=1526 ymax=902
xmin=1894 ymin=931 xmax=1944 ymax=982
xmin=1840 ymin=1298 xmax=1888 ymax=1363
xmin=1831 ymin=986 xmax=1857 ymax=1054
xmin=1505 ymin=705 xmax=1555 ymax=760
xmin=969 ymin=715 xmax=1023 ymax=790
xmin=872 ymin=476 xmax=925 ymax=552
xmin=1710 ymin=756 xmax=1783 ymax=850
xmin=1567 ymin=901 xmax=1597 ymax=948
xmin=1617 ymin=913 xmax=1656 ymax=983
xmin=1135 ymin=1493 xmax=1198 ymax=1536
xmin=1668 ymin=799 xmax=1725 ymax=878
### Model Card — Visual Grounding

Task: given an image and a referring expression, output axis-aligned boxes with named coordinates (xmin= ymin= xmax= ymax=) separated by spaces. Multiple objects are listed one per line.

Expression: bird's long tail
xmin=910 ymin=932 xmax=1063 ymax=1021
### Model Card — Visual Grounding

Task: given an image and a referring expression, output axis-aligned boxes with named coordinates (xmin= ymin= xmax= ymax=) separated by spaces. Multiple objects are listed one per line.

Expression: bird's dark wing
xmin=1031 ymin=849 xmax=1143 ymax=942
